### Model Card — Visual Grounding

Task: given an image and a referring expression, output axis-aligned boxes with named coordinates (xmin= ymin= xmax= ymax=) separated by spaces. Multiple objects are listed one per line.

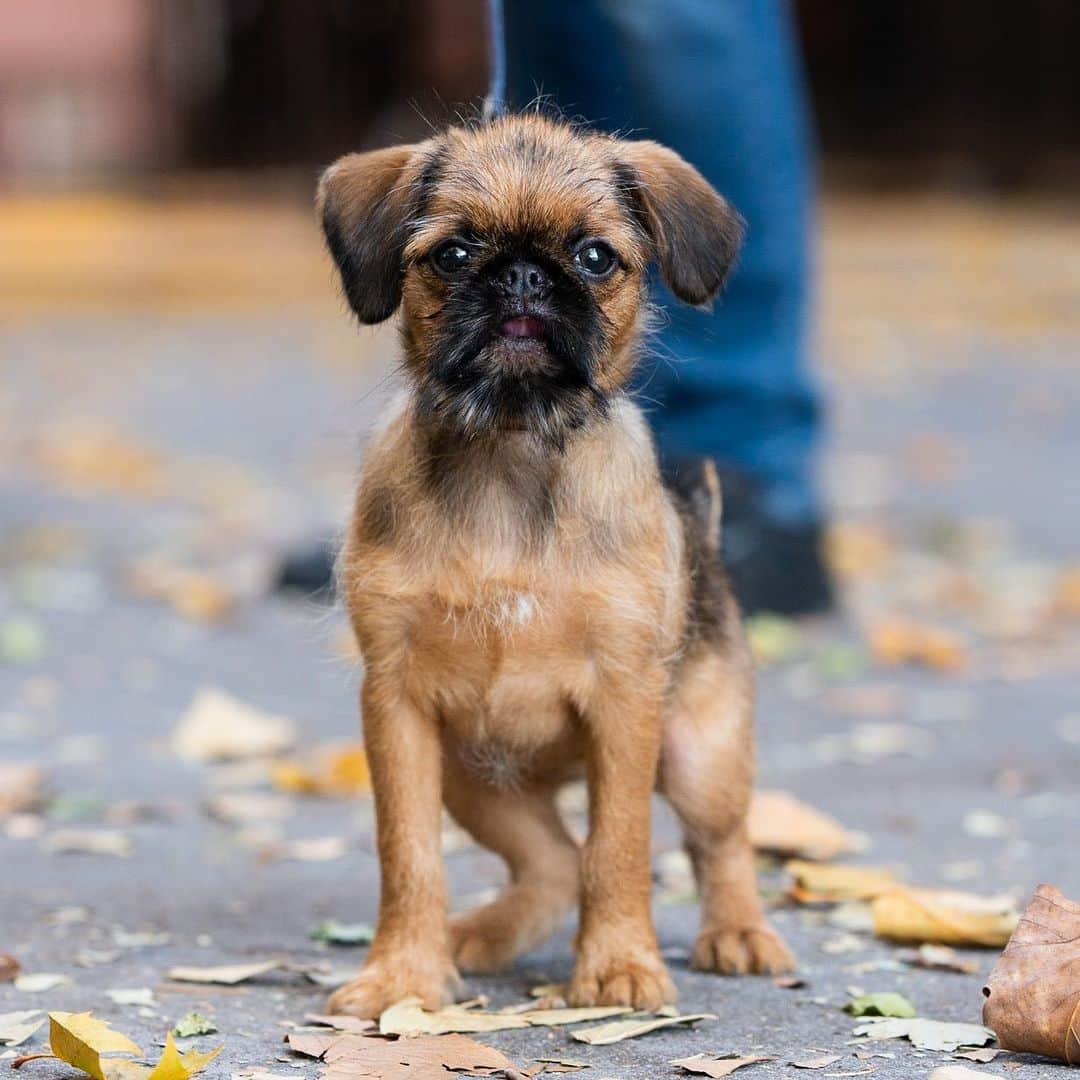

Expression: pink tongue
xmin=501 ymin=316 xmax=544 ymax=338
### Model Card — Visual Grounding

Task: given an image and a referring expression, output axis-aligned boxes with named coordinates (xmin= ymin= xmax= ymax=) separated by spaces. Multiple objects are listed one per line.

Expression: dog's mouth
xmin=498 ymin=315 xmax=546 ymax=339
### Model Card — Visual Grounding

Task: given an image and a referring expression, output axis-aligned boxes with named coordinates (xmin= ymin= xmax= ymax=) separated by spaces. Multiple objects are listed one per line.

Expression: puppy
xmin=320 ymin=113 xmax=794 ymax=1018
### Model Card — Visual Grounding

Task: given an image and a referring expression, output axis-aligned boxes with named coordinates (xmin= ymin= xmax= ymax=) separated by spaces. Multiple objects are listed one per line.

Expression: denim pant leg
xmin=503 ymin=0 xmax=823 ymax=525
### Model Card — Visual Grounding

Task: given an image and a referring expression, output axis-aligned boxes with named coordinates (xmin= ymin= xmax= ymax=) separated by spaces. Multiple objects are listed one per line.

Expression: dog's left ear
xmin=317 ymin=143 xmax=429 ymax=324
xmin=615 ymin=141 xmax=744 ymax=306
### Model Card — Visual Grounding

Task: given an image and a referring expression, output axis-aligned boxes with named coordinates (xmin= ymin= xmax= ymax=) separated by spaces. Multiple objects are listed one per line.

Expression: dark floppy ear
xmin=316 ymin=143 xmax=429 ymax=324
xmin=615 ymin=141 xmax=744 ymax=306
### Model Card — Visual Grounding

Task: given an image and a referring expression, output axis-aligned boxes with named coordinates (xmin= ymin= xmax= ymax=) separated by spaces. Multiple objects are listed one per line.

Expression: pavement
xmin=1 ymin=191 xmax=1078 ymax=1080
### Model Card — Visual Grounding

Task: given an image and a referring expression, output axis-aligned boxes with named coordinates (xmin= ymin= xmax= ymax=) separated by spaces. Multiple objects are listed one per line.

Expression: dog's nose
xmin=495 ymin=260 xmax=552 ymax=302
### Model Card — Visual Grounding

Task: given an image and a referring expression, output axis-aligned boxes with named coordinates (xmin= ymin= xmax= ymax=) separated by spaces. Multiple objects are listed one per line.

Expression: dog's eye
xmin=432 ymin=240 xmax=471 ymax=275
xmin=574 ymin=241 xmax=616 ymax=278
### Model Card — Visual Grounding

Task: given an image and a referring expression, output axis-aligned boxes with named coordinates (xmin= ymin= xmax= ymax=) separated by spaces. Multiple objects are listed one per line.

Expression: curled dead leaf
xmin=748 ymin=791 xmax=857 ymax=861
xmin=787 ymin=860 xmax=899 ymax=904
xmin=982 ymin=883 xmax=1080 ymax=1063
xmin=872 ymin=887 xmax=1018 ymax=948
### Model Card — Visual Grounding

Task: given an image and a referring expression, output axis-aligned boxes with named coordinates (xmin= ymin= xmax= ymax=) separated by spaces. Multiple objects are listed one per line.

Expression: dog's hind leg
xmin=443 ymin=762 xmax=579 ymax=973
xmin=659 ymin=644 xmax=795 ymax=975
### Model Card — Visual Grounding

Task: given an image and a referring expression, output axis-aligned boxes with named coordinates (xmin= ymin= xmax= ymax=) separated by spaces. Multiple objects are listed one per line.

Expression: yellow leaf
xmin=147 ymin=1033 xmax=221 ymax=1080
xmin=869 ymin=618 xmax=967 ymax=672
xmin=47 ymin=1011 xmax=142 ymax=1080
xmin=270 ymin=742 xmax=369 ymax=798
xmin=872 ymin=887 xmax=1019 ymax=947
xmin=787 ymin=860 xmax=900 ymax=904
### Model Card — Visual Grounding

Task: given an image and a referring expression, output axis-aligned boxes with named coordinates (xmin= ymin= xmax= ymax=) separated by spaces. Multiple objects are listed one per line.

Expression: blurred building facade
xmin=1 ymin=0 xmax=1077 ymax=189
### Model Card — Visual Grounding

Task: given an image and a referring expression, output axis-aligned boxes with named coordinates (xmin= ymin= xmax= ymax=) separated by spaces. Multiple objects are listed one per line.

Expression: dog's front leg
xmin=327 ymin=676 xmax=459 ymax=1018
xmin=568 ymin=674 xmax=676 ymax=1011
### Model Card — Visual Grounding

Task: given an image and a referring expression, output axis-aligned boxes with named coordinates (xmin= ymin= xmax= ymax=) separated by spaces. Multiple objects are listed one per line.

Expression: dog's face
xmin=319 ymin=115 xmax=742 ymax=447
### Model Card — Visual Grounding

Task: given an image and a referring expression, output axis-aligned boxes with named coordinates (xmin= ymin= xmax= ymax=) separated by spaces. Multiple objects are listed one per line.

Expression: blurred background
xmin=1 ymin=3 xmax=1079 ymax=1061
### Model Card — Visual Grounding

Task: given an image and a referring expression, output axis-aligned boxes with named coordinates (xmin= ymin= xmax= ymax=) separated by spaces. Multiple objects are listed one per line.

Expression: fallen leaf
xmin=869 ymin=618 xmax=967 ymax=672
xmin=787 ymin=860 xmax=899 ymax=903
xmin=42 ymin=829 xmax=134 ymax=858
xmin=0 ymin=955 xmax=20 ymax=982
xmin=774 ymin=975 xmax=806 ymax=989
xmin=928 ymin=1068 xmax=990 ymax=1080
xmin=901 ymin=944 xmax=980 ymax=975
xmin=982 ymin=883 xmax=1080 ymax=1063
xmin=128 ymin=559 xmax=235 ymax=624
xmin=37 ymin=427 xmax=164 ymax=497
xmin=105 ymin=990 xmax=155 ymax=1008
xmin=171 ymin=1014 xmax=216 ymax=1038
xmin=519 ymin=1006 xmax=635 ymax=1028
xmin=0 ymin=764 xmax=43 ymax=815
xmin=748 ymin=791 xmax=857 ymax=861
xmin=308 ymin=921 xmax=373 ymax=947
xmin=379 ymin=997 xmax=529 ymax=1035
xmin=791 ymin=1055 xmax=842 ymax=1070
xmin=14 ymin=974 xmax=70 ymax=993
xmin=844 ymin=993 xmax=916 ymax=1018
xmin=273 ymin=837 xmax=347 ymax=863
xmin=962 ymin=811 xmax=1010 ymax=839
xmin=0 ymin=1012 xmax=45 ymax=1047
xmin=532 ymin=1058 xmax=588 ymax=1073
xmin=670 ymin=1053 xmax=772 ymax=1077
xmin=571 ymin=1013 xmax=715 ymax=1045
xmin=287 ymin=1031 xmax=518 ymax=1077
xmin=172 ymin=688 xmax=295 ymax=762
xmin=852 ymin=1017 xmax=995 ymax=1052
xmin=745 ymin=613 xmax=803 ymax=665
xmin=204 ymin=793 xmax=293 ymax=825
xmin=17 ymin=1011 xmax=142 ymax=1080
xmin=145 ymin=1033 xmax=221 ymax=1080
xmin=953 ymin=1048 xmax=999 ymax=1063
xmin=872 ymin=888 xmax=1019 ymax=947
xmin=0 ymin=619 xmax=45 ymax=666
xmin=815 ymin=723 xmax=933 ymax=763
xmin=270 ymin=743 xmax=370 ymax=799
xmin=302 ymin=1015 xmax=375 ymax=1036
xmin=166 ymin=960 xmax=281 ymax=985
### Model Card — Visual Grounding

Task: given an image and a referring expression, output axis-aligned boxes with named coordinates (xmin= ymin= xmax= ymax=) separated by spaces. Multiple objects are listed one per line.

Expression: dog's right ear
xmin=317 ymin=143 xmax=428 ymax=324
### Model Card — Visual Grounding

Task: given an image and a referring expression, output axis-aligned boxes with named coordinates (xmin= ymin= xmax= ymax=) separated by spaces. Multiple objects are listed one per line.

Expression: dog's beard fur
xmin=412 ymin=256 xmax=611 ymax=451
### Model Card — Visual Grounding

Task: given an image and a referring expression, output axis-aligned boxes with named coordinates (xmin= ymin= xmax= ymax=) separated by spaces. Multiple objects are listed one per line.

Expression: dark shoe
xmin=275 ymin=541 xmax=336 ymax=595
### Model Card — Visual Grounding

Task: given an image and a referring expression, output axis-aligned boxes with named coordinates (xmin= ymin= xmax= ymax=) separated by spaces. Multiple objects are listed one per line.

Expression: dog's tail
xmin=662 ymin=455 xmax=723 ymax=556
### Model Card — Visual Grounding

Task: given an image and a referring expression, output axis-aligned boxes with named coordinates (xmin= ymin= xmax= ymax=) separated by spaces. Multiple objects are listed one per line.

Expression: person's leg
xmin=505 ymin=0 xmax=831 ymax=613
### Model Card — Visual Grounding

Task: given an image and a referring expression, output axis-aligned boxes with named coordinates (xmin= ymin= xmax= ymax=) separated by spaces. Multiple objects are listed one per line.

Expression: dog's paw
xmin=449 ymin=911 xmax=520 ymax=974
xmin=567 ymin=949 xmax=677 ymax=1011
xmin=326 ymin=956 xmax=459 ymax=1019
xmin=691 ymin=922 xmax=795 ymax=975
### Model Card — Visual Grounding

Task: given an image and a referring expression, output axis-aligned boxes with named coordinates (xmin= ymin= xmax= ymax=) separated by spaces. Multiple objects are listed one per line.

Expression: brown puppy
xmin=320 ymin=113 xmax=794 ymax=1018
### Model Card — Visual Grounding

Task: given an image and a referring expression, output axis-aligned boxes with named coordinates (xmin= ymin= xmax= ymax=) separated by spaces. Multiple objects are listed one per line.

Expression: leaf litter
xmin=669 ymin=1053 xmax=772 ymax=1077
xmin=12 ymin=1012 xmax=221 ymax=1080
xmin=0 ymin=1012 xmax=46 ymax=1047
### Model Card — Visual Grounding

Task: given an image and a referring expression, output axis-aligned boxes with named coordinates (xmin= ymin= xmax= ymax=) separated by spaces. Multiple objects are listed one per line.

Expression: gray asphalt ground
xmin=2 ymin=195 xmax=1078 ymax=1079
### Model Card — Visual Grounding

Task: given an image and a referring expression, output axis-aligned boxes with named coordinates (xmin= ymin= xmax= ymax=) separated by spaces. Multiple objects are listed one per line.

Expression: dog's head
xmin=319 ymin=114 xmax=742 ymax=447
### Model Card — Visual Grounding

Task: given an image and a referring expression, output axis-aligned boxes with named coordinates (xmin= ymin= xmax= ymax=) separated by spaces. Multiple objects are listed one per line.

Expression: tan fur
xmin=322 ymin=115 xmax=792 ymax=1019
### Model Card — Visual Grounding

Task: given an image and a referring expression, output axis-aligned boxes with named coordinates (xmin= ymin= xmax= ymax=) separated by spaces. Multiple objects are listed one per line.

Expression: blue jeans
xmin=503 ymin=0 xmax=822 ymax=525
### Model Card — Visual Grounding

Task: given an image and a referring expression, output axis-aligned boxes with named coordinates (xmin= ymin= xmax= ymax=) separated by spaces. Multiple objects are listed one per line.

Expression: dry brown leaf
xmin=287 ymin=1031 xmax=518 ymax=1078
xmin=571 ymin=1013 xmax=715 ymax=1045
xmin=982 ymin=883 xmax=1080 ymax=1063
xmin=902 ymin=943 xmax=980 ymax=975
xmin=270 ymin=743 xmax=370 ymax=799
xmin=303 ymin=1015 xmax=376 ymax=1036
xmin=851 ymin=1017 xmax=994 ymax=1052
xmin=166 ymin=960 xmax=281 ymax=985
xmin=872 ymin=887 xmax=1019 ymax=947
xmin=377 ymin=996 xmax=629 ymax=1037
xmin=748 ymin=791 xmax=857 ymax=861
xmin=953 ymin=1048 xmax=999 ymax=1063
xmin=787 ymin=860 xmax=899 ymax=904
xmin=0 ymin=764 xmax=43 ymax=816
xmin=791 ymin=1055 xmax=842 ymax=1070
xmin=928 ymin=1068 xmax=990 ymax=1080
xmin=869 ymin=618 xmax=967 ymax=672
xmin=0 ymin=955 xmax=20 ymax=983
xmin=128 ymin=560 xmax=234 ymax=623
xmin=172 ymin=688 xmax=295 ymax=762
xmin=670 ymin=1053 xmax=772 ymax=1077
